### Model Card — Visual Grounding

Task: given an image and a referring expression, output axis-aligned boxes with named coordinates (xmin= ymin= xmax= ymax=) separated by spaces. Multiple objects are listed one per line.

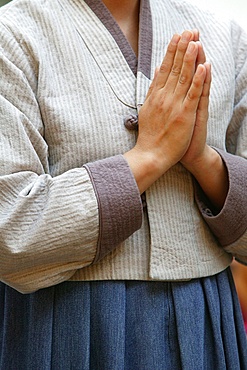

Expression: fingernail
xmin=181 ymin=31 xmax=192 ymax=42
xmin=192 ymin=28 xmax=199 ymax=40
xmin=187 ymin=42 xmax=195 ymax=53
xmin=196 ymin=64 xmax=205 ymax=74
xmin=171 ymin=34 xmax=180 ymax=44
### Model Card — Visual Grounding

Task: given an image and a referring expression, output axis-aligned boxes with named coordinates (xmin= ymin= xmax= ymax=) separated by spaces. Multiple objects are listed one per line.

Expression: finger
xmin=155 ymin=33 xmax=181 ymax=90
xmin=184 ymin=64 xmax=207 ymax=110
xmin=196 ymin=41 xmax=206 ymax=66
xmin=162 ymin=30 xmax=195 ymax=92
xmin=192 ymin=29 xmax=199 ymax=42
xmin=174 ymin=41 xmax=199 ymax=98
xmin=196 ymin=62 xmax=211 ymax=120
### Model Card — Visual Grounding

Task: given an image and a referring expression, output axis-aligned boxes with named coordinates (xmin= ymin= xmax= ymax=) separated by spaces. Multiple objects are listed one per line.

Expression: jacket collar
xmin=57 ymin=0 xmax=152 ymax=108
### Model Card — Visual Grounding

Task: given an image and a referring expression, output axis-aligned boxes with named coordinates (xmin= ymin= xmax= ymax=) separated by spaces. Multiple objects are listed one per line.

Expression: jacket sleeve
xmin=0 ymin=23 xmax=142 ymax=294
xmin=195 ymin=150 xmax=247 ymax=264
xmin=195 ymin=21 xmax=247 ymax=264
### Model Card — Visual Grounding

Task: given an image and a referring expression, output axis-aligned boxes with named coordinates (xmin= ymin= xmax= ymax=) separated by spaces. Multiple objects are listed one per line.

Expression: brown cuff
xmin=195 ymin=148 xmax=247 ymax=246
xmin=84 ymin=155 xmax=143 ymax=263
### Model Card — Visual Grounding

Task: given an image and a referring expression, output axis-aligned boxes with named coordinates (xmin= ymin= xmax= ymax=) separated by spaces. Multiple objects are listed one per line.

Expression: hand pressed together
xmin=124 ymin=30 xmax=228 ymax=210
xmin=137 ymin=30 xmax=209 ymax=172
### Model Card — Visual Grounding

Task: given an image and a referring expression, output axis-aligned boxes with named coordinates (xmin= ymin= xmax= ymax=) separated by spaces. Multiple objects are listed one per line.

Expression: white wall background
xmin=189 ymin=0 xmax=247 ymax=31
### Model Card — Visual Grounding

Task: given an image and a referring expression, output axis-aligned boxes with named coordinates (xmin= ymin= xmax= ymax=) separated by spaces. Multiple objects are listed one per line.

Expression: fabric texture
xmin=1 ymin=0 xmax=247 ymax=368
xmin=84 ymin=155 xmax=142 ymax=263
xmin=0 ymin=269 xmax=246 ymax=370
xmin=0 ymin=0 xmax=246 ymax=292
xmin=196 ymin=148 xmax=247 ymax=265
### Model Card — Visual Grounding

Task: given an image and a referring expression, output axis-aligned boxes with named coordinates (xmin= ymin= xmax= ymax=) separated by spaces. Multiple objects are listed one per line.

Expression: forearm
xmin=186 ymin=145 xmax=229 ymax=212
xmin=195 ymin=149 xmax=247 ymax=247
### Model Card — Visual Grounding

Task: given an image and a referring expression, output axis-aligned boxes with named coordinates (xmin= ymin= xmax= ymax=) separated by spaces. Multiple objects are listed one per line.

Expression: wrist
xmin=123 ymin=147 xmax=171 ymax=194
xmin=185 ymin=146 xmax=229 ymax=211
xmin=184 ymin=145 xmax=217 ymax=178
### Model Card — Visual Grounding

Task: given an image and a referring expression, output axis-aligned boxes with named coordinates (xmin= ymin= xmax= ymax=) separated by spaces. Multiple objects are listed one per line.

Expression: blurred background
xmin=190 ymin=0 xmax=247 ymax=31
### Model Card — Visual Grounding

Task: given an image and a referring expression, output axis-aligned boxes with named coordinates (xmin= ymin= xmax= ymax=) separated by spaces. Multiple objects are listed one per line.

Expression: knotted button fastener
xmin=124 ymin=114 xmax=138 ymax=131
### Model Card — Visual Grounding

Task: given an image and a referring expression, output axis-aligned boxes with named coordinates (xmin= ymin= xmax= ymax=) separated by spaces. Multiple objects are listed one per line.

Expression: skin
xmin=102 ymin=0 xmax=140 ymax=55
xmin=102 ymin=0 xmax=229 ymax=212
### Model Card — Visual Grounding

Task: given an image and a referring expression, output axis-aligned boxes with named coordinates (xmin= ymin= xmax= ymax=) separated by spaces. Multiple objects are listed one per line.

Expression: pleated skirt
xmin=0 ymin=267 xmax=246 ymax=370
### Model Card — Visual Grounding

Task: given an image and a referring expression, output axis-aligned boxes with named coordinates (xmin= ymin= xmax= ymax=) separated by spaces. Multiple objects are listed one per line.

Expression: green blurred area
xmin=0 ymin=0 xmax=11 ymax=7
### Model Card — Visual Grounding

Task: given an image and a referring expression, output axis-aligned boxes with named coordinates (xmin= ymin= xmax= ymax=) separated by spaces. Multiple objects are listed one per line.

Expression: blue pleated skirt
xmin=0 ymin=267 xmax=246 ymax=370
